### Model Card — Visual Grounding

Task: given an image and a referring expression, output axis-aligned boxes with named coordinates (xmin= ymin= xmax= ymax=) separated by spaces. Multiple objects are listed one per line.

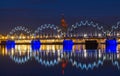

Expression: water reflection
xmin=0 ymin=44 xmax=120 ymax=71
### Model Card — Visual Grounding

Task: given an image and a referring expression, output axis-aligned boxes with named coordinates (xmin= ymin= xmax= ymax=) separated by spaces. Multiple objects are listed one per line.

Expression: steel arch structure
xmin=34 ymin=24 xmax=63 ymax=38
xmin=8 ymin=26 xmax=32 ymax=39
xmin=68 ymin=20 xmax=105 ymax=37
xmin=111 ymin=21 xmax=120 ymax=37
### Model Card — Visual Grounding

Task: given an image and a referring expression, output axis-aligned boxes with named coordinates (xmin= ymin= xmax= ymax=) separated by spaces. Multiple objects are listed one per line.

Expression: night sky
xmin=0 ymin=0 xmax=120 ymax=34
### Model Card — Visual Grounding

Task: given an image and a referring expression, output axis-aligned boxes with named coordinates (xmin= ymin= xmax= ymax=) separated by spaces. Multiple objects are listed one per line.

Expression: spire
xmin=61 ymin=14 xmax=67 ymax=28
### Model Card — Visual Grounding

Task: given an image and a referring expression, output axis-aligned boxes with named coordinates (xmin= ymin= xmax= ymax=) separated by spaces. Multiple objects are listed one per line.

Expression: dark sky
xmin=0 ymin=0 xmax=120 ymax=34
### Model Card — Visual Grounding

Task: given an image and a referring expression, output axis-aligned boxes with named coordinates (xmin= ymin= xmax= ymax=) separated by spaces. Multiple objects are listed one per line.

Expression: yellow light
xmin=27 ymin=36 xmax=30 ymax=39
xmin=2 ymin=36 xmax=4 ymax=39
xmin=31 ymin=36 xmax=34 ymax=39
xmin=57 ymin=35 xmax=60 ymax=38
xmin=22 ymin=36 xmax=26 ymax=39
xmin=11 ymin=36 xmax=14 ymax=39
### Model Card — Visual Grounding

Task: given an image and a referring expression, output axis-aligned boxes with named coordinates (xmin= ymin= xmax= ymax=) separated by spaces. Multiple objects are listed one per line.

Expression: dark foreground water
xmin=0 ymin=44 xmax=120 ymax=76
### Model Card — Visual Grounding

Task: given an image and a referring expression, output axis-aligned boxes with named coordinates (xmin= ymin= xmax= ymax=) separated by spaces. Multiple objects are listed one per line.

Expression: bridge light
xmin=11 ymin=36 xmax=14 ymax=40
xmin=40 ymin=35 xmax=42 ymax=38
xmin=57 ymin=35 xmax=60 ymax=38
xmin=22 ymin=36 xmax=26 ymax=39
xmin=19 ymin=36 xmax=21 ymax=39
xmin=107 ymin=33 xmax=111 ymax=36
xmin=98 ymin=33 xmax=102 ymax=37
xmin=4 ymin=36 xmax=7 ymax=39
xmin=84 ymin=34 xmax=87 ymax=37
xmin=31 ymin=35 xmax=34 ymax=39
xmin=117 ymin=54 xmax=119 ymax=59
xmin=117 ymin=33 xmax=120 ymax=36
xmin=27 ymin=36 xmax=30 ymax=39
xmin=46 ymin=35 xmax=48 ymax=38
xmin=2 ymin=36 xmax=5 ymax=39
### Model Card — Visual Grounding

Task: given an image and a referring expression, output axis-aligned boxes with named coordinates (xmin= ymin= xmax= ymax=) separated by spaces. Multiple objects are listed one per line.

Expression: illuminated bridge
xmin=0 ymin=20 xmax=120 ymax=44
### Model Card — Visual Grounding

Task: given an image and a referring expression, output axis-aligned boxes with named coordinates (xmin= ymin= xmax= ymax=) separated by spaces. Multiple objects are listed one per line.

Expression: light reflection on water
xmin=0 ymin=44 xmax=120 ymax=71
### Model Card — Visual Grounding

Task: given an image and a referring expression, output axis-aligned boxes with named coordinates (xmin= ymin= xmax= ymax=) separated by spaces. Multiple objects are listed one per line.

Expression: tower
xmin=61 ymin=14 xmax=67 ymax=28
xmin=61 ymin=14 xmax=68 ymax=37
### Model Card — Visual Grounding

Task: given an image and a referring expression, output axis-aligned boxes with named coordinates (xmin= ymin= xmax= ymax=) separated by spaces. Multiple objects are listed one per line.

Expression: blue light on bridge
xmin=63 ymin=40 xmax=74 ymax=52
xmin=105 ymin=39 xmax=117 ymax=53
xmin=31 ymin=40 xmax=41 ymax=51
xmin=6 ymin=40 xmax=15 ymax=50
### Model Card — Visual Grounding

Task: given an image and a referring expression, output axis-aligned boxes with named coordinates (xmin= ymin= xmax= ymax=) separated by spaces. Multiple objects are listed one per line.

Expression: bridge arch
xmin=8 ymin=26 xmax=32 ymax=39
xmin=68 ymin=20 xmax=105 ymax=37
xmin=34 ymin=24 xmax=63 ymax=38
xmin=111 ymin=21 xmax=120 ymax=37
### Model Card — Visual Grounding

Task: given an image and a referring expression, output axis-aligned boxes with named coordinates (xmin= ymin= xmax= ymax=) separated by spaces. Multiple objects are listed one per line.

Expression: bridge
xmin=0 ymin=20 xmax=120 ymax=44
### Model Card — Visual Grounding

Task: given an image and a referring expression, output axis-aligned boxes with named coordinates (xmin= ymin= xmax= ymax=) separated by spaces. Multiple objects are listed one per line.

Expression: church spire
xmin=61 ymin=14 xmax=67 ymax=28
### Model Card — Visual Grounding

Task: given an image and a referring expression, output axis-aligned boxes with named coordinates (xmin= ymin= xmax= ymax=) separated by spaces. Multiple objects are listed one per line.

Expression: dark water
xmin=0 ymin=44 xmax=120 ymax=76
